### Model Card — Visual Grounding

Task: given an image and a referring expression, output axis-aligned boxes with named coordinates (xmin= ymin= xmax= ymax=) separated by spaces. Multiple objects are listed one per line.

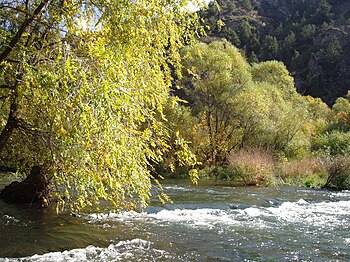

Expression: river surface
xmin=0 ymin=177 xmax=350 ymax=261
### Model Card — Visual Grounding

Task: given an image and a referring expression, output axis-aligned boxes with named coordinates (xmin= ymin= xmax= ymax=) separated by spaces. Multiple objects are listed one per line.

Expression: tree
xmin=282 ymin=32 xmax=296 ymax=59
xmin=240 ymin=0 xmax=253 ymax=12
xmin=331 ymin=92 xmax=350 ymax=130
xmin=180 ymin=40 xmax=252 ymax=165
xmin=180 ymin=40 xmax=314 ymax=165
xmin=324 ymin=38 xmax=343 ymax=65
xmin=262 ymin=35 xmax=279 ymax=60
xmin=250 ymin=61 xmax=295 ymax=95
xmin=0 ymin=0 xmax=198 ymax=210
xmin=248 ymin=61 xmax=323 ymax=157
xmin=310 ymin=0 xmax=333 ymax=24
xmin=300 ymin=24 xmax=316 ymax=41
xmin=238 ymin=20 xmax=259 ymax=49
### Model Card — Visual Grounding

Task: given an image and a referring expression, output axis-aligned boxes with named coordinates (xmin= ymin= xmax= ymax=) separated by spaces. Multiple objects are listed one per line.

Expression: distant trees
xmin=178 ymin=40 xmax=325 ymax=168
xmin=324 ymin=38 xmax=343 ymax=65
xmin=262 ymin=35 xmax=279 ymax=60
xmin=180 ymin=41 xmax=251 ymax=165
xmin=197 ymin=0 xmax=350 ymax=105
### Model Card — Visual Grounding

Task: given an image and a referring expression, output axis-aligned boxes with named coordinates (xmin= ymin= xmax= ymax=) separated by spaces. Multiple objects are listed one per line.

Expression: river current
xmin=0 ymin=178 xmax=349 ymax=261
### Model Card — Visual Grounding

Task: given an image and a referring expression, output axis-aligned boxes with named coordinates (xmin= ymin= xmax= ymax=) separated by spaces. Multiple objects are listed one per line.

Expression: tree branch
xmin=0 ymin=85 xmax=13 ymax=89
xmin=0 ymin=1 xmax=48 ymax=63
xmin=2 ymin=5 xmax=68 ymax=35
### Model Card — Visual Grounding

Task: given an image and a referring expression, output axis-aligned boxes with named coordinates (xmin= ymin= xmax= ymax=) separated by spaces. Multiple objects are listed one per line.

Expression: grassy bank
xmin=194 ymin=150 xmax=350 ymax=190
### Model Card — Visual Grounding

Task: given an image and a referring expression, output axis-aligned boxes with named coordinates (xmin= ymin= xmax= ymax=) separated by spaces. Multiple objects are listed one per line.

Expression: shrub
xmin=278 ymin=157 xmax=327 ymax=186
xmin=228 ymin=149 xmax=275 ymax=186
xmin=302 ymin=173 xmax=328 ymax=188
xmin=323 ymin=155 xmax=350 ymax=190
xmin=198 ymin=165 xmax=234 ymax=181
xmin=312 ymin=131 xmax=350 ymax=156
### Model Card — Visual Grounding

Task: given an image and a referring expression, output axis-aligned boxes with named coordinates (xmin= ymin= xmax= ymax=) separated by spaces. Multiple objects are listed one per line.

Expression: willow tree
xmin=0 ymin=0 xmax=199 ymax=210
xmin=180 ymin=40 xmax=252 ymax=165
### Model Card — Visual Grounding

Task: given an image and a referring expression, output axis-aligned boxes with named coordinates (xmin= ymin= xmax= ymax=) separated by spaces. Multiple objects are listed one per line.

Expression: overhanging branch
xmin=0 ymin=1 xmax=48 ymax=63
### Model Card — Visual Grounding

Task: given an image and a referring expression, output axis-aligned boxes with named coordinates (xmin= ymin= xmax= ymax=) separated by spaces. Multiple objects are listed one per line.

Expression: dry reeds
xmin=279 ymin=157 xmax=325 ymax=178
xmin=278 ymin=157 xmax=327 ymax=187
xmin=228 ymin=148 xmax=275 ymax=186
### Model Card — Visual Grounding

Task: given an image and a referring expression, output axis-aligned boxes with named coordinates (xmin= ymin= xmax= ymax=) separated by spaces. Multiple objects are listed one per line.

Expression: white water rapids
xmin=1 ymin=181 xmax=350 ymax=261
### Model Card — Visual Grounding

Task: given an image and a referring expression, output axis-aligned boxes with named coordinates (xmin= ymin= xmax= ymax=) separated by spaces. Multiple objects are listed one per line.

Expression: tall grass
xmin=228 ymin=149 xmax=275 ymax=186
xmin=278 ymin=157 xmax=327 ymax=187
xmin=222 ymin=149 xmax=350 ymax=190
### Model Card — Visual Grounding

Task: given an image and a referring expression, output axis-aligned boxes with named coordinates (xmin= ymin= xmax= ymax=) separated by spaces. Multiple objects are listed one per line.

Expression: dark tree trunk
xmin=0 ymin=100 xmax=19 ymax=154
xmin=0 ymin=166 xmax=50 ymax=207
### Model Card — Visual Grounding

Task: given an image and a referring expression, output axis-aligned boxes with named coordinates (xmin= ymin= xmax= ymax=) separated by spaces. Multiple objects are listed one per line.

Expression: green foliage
xmin=262 ymin=35 xmax=279 ymax=60
xmin=180 ymin=40 xmax=252 ymax=165
xmin=324 ymin=38 xmax=343 ymax=65
xmin=312 ymin=131 xmax=350 ymax=156
xmin=198 ymin=165 xmax=234 ymax=181
xmin=302 ymin=173 xmax=328 ymax=188
xmin=330 ymin=93 xmax=350 ymax=131
xmin=311 ymin=0 xmax=333 ymax=24
xmin=197 ymin=0 xmax=350 ymax=105
xmin=313 ymin=93 xmax=350 ymax=155
xmin=301 ymin=24 xmax=316 ymax=41
xmin=238 ymin=20 xmax=259 ymax=49
xmin=156 ymin=97 xmax=198 ymax=175
xmin=250 ymin=61 xmax=294 ymax=94
xmin=248 ymin=67 xmax=316 ymax=157
xmin=0 ymin=0 xmax=199 ymax=210
xmin=241 ymin=0 xmax=253 ymax=12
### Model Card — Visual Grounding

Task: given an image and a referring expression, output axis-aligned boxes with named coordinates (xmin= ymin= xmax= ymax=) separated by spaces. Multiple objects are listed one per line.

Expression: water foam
xmin=238 ymin=198 xmax=350 ymax=229
xmin=148 ymin=208 xmax=239 ymax=229
xmin=163 ymin=185 xmax=191 ymax=191
xmin=0 ymin=214 xmax=24 ymax=226
xmin=88 ymin=208 xmax=263 ymax=230
xmin=2 ymin=239 xmax=168 ymax=262
xmin=89 ymin=198 xmax=350 ymax=232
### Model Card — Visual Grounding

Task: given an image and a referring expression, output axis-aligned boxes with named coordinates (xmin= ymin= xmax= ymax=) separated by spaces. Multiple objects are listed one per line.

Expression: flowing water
xmin=0 ymin=177 xmax=350 ymax=261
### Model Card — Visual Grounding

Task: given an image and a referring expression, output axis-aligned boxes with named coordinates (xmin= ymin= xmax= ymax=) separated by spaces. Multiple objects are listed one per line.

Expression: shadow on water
xmin=0 ymin=173 xmax=110 ymax=258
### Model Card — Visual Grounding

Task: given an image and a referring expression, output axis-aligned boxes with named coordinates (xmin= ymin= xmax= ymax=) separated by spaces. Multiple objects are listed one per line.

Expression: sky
xmin=186 ymin=0 xmax=212 ymax=11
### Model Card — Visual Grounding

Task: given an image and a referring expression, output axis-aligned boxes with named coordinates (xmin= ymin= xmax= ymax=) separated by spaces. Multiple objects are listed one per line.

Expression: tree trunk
xmin=0 ymin=166 xmax=50 ymax=207
xmin=0 ymin=100 xmax=19 ymax=154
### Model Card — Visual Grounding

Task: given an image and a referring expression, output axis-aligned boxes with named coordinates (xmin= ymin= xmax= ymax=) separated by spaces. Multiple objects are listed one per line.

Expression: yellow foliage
xmin=0 ymin=0 xmax=200 ymax=211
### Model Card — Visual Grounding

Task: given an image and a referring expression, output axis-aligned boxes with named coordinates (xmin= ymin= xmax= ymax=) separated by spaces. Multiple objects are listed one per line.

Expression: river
xmin=0 ymin=178 xmax=349 ymax=261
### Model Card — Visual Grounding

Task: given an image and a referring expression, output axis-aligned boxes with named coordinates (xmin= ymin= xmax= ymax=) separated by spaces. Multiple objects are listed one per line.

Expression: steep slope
xmin=199 ymin=0 xmax=350 ymax=105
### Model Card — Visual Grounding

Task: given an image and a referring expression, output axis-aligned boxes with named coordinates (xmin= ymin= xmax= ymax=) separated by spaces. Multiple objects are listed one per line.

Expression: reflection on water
xmin=1 ymin=176 xmax=350 ymax=261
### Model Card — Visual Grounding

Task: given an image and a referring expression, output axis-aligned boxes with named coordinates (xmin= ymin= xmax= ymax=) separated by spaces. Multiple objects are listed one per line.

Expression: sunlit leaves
xmin=250 ymin=61 xmax=295 ymax=95
xmin=180 ymin=40 xmax=252 ymax=165
xmin=179 ymin=40 xmax=330 ymax=164
xmin=0 ymin=0 xmax=199 ymax=211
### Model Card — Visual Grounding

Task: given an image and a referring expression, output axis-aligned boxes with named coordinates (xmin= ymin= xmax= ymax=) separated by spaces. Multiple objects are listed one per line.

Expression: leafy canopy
xmin=0 ymin=0 xmax=199 ymax=211
xmin=179 ymin=40 xmax=330 ymax=165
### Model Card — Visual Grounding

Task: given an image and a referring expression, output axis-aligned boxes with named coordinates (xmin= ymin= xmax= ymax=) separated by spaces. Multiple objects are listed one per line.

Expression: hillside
xmin=198 ymin=0 xmax=350 ymax=105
